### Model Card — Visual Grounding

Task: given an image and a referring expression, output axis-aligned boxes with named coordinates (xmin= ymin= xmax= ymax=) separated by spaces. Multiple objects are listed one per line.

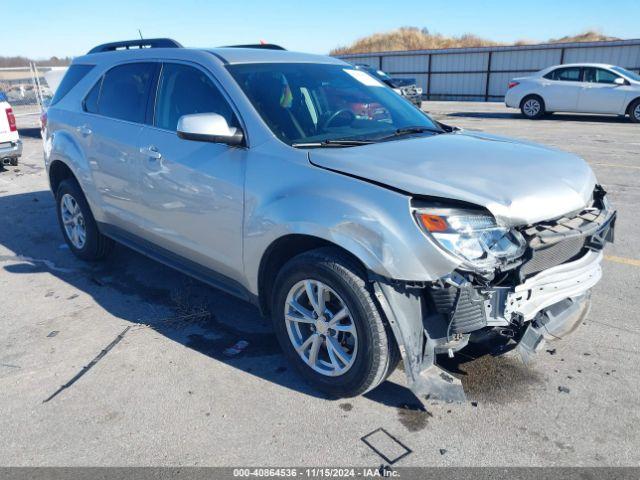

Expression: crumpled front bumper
xmin=511 ymin=251 xmax=602 ymax=362
xmin=506 ymin=249 xmax=603 ymax=322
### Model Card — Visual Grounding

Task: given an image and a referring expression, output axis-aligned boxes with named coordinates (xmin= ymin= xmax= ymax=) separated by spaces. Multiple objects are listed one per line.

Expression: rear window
xmin=544 ymin=67 xmax=581 ymax=82
xmin=50 ymin=64 xmax=94 ymax=106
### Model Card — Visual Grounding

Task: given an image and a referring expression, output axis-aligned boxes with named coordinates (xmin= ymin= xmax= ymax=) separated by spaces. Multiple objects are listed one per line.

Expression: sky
xmin=6 ymin=0 xmax=640 ymax=59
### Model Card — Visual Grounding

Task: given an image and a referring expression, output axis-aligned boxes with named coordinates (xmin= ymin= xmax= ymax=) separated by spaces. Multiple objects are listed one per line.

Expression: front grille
xmin=521 ymin=235 xmax=585 ymax=277
xmin=431 ymin=286 xmax=487 ymax=334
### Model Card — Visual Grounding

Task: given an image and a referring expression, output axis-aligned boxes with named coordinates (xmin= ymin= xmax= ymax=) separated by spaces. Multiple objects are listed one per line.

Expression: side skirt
xmin=97 ymin=222 xmax=259 ymax=307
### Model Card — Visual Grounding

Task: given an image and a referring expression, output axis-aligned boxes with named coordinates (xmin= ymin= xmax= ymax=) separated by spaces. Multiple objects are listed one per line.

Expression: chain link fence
xmin=0 ymin=64 xmax=60 ymax=119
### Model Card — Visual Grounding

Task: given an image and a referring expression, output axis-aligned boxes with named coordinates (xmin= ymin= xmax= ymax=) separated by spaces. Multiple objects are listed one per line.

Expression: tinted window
xmin=155 ymin=63 xmax=236 ymax=131
xmin=545 ymin=67 xmax=581 ymax=82
xmin=99 ymin=63 xmax=156 ymax=123
xmin=584 ymin=68 xmax=619 ymax=84
xmin=83 ymin=78 xmax=101 ymax=113
xmin=50 ymin=64 xmax=94 ymax=106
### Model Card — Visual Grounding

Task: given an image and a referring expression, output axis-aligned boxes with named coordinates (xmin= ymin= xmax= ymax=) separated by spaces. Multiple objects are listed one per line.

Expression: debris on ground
xmin=439 ymin=449 xmax=447 ymax=455
xmin=546 ymin=348 xmax=557 ymax=355
xmin=558 ymin=386 xmax=570 ymax=394
xmin=224 ymin=340 xmax=249 ymax=356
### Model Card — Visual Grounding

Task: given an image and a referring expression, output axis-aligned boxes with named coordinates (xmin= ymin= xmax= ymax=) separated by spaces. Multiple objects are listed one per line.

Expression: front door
xmin=578 ymin=67 xmax=629 ymax=114
xmin=136 ymin=62 xmax=246 ymax=284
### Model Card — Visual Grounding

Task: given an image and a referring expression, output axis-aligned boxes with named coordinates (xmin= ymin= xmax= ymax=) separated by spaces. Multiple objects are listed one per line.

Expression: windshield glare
xmin=611 ymin=66 xmax=640 ymax=82
xmin=227 ymin=63 xmax=438 ymax=146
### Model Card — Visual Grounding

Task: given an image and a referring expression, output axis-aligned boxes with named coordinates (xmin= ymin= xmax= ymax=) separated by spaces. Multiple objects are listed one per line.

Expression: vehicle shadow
xmin=447 ymin=111 xmax=628 ymax=123
xmin=18 ymin=127 xmax=42 ymax=139
xmin=0 ymin=189 xmax=413 ymax=406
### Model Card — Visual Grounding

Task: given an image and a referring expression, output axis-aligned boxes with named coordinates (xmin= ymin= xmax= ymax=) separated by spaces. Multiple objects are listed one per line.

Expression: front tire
xmin=271 ymin=247 xmax=399 ymax=397
xmin=520 ymin=95 xmax=545 ymax=119
xmin=629 ymin=99 xmax=640 ymax=123
xmin=56 ymin=178 xmax=114 ymax=261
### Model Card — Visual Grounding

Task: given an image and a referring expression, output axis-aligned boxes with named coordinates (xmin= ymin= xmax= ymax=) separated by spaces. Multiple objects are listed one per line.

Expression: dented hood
xmin=309 ymin=131 xmax=596 ymax=226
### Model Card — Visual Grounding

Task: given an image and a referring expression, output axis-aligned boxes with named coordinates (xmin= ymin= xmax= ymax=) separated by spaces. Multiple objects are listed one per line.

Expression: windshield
xmin=226 ymin=63 xmax=439 ymax=146
xmin=611 ymin=66 xmax=640 ymax=82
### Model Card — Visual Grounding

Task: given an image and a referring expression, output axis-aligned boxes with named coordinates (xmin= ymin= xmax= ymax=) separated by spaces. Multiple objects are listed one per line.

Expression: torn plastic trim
xmin=516 ymin=293 xmax=592 ymax=363
xmin=372 ymin=281 xmax=466 ymax=403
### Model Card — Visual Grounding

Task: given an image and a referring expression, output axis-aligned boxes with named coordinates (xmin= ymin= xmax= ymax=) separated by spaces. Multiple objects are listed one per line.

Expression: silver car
xmin=505 ymin=63 xmax=640 ymax=122
xmin=43 ymin=39 xmax=616 ymax=400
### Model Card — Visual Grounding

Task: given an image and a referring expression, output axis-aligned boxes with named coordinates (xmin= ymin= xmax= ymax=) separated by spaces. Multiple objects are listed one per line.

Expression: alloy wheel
xmin=60 ymin=193 xmax=86 ymax=249
xmin=284 ymin=279 xmax=358 ymax=377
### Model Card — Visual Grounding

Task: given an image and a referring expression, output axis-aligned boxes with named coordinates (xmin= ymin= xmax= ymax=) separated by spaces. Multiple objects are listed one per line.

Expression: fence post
xmin=426 ymin=54 xmax=432 ymax=101
xmin=484 ymin=51 xmax=493 ymax=102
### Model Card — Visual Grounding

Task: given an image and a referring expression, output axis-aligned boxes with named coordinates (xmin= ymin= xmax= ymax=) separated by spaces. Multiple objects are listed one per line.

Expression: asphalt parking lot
xmin=1 ymin=102 xmax=638 ymax=467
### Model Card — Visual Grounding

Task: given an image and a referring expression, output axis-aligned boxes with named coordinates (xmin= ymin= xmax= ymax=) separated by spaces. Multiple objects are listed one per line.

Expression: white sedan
xmin=505 ymin=63 xmax=640 ymax=122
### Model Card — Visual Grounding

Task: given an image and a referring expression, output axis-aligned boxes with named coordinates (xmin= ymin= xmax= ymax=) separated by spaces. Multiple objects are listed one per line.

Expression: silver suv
xmin=43 ymin=39 xmax=616 ymax=400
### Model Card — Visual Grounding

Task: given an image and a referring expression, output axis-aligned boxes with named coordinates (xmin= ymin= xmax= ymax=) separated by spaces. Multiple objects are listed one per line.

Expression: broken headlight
xmin=415 ymin=208 xmax=526 ymax=270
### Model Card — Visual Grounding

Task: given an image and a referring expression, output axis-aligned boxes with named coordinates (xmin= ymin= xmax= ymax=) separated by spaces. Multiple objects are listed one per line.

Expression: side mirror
xmin=613 ymin=77 xmax=627 ymax=86
xmin=177 ymin=113 xmax=244 ymax=146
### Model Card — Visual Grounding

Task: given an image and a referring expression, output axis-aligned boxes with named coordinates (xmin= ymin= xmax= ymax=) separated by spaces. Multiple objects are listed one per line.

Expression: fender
xmin=242 ymin=150 xmax=461 ymax=296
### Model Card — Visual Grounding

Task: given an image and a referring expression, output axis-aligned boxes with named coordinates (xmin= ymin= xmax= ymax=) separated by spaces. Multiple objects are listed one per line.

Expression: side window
xmin=50 ymin=64 xmax=94 ymax=106
xmin=155 ymin=63 xmax=236 ymax=131
xmin=98 ymin=63 xmax=156 ymax=123
xmin=545 ymin=67 xmax=581 ymax=82
xmin=594 ymin=68 xmax=619 ymax=84
xmin=83 ymin=78 xmax=102 ymax=114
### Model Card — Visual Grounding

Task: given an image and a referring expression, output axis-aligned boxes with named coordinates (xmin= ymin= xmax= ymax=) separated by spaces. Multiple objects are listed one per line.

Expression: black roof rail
xmin=222 ymin=43 xmax=286 ymax=51
xmin=88 ymin=38 xmax=183 ymax=54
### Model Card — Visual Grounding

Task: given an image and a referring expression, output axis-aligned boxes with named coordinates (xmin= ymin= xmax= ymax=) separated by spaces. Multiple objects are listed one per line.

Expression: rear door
xmin=541 ymin=67 xmax=583 ymax=111
xmin=578 ymin=67 xmax=629 ymax=113
xmin=135 ymin=61 xmax=246 ymax=283
xmin=82 ymin=62 xmax=158 ymax=231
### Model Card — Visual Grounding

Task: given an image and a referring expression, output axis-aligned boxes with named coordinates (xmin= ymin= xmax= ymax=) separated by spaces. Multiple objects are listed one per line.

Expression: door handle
xmin=76 ymin=125 xmax=92 ymax=136
xmin=139 ymin=145 xmax=162 ymax=160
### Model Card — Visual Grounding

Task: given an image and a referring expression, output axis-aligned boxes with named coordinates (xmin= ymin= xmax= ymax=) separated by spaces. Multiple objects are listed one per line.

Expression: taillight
xmin=40 ymin=111 xmax=48 ymax=131
xmin=5 ymin=108 xmax=16 ymax=132
xmin=507 ymin=81 xmax=520 ymax=89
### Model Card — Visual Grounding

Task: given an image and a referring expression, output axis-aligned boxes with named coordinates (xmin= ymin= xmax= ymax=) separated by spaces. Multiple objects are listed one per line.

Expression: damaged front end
xmin=373 ymin=187 xmax=616 ymax=402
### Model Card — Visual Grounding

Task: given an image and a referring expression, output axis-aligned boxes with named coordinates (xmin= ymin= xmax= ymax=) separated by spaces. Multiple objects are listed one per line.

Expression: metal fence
xmin=335 ymin=39 xmax=640 ymax=101
xmin=0 ymin=64 xmax=56 ymax=117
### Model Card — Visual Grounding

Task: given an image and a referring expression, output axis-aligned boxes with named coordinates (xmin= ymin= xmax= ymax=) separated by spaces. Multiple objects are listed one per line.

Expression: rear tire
xmin=520 ymin=95 xmax=545 ymax=119
xmin=56 ymin=178 xmax=114 ymax=261
xmin=629 ymin=99 xmax=640 ymax=123
xmin=271 ymin=247 xmax=399 ymax=397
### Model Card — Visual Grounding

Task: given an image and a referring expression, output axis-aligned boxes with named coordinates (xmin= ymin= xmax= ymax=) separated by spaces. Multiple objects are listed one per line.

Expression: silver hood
xmin=309 ymin=131 xmax=596 ymax=226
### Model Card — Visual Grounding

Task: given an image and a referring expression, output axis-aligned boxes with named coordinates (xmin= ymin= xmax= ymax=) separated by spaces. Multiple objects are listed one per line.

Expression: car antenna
xmin=138 ymin=29 xmax=144 ymax=40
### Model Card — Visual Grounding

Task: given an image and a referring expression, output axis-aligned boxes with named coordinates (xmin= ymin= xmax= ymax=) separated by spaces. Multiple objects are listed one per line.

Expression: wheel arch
xmin=625 ymin=96 xmax=640 ymax=115
xmin=520 ymin=93 xmax=545 ymax=109
xmin=48 ymin=159 xmax=78 ymax=195
xmin=257 ymin=234 xmax=368 ymax=317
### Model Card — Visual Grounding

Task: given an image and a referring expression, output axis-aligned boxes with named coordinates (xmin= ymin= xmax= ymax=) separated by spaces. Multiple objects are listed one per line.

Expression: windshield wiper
xmin=377 ymin=125 xmax=443 ymax=141
xmin=292 ymin=139 xmax=375 ymax=148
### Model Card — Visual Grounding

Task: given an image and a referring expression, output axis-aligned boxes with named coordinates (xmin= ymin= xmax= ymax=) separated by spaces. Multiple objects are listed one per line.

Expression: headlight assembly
xmin=414 ymin=208 xmax=526 ymax=270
